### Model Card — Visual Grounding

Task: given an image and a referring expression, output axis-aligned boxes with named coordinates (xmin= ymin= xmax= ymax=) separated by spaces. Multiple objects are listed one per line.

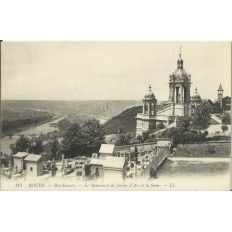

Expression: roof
xmin=175 ymin=68 xmax=187 ymax=76
xmin=104 ymin=156 xmax=126 ymax=169
xmin=144 ymin=85 xmax=156 ymax=100
xmin=12 ymin=152 xmax=28 ymax=159
xmin=218 ymin=83 xmax=223 ymax=91
xmin=191 ymin=87 xmax=201 ymax=101
xmin=89 ymin=158 xmax=105 ymax=166
xmin=99 ymin=144 xmax=115 ymax=154
xmin=24 ymin=154 xmax=42 ymax=162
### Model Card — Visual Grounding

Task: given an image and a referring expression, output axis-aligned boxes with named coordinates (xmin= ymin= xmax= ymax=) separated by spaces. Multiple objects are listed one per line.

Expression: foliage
xmin=60 ymin=119 xmax=105 ymax=158
xmin=221 ymin=125 xmax=229 ymax=132
xmin=57 ymin=119 xmax=73 ymax=132
xmin=29 ymin=137 xmax=44 ymax=154
xmin=48 ymin=136 xmax=60 ymax=159
xmin=221 ymin=113 xmax=231 ymax=125
xmin=212 ymin=102 xmax=222 ymax=114
xmin=10 ymin=135 xmax=31 ymax=154
xmin=1 ymin=109 xmax=53 ymax=136
xmin=160 ymin=127 xmax=208 ymax=146
xmin=177 ymin=117 xmax=191 ymax=131
xmin=114 ymin=129 xmax=132 ymax=146
xmin=10 ymin=135 xmax=44 ymax=155
xmin=191 ymin=102 xmax=212 ymax=131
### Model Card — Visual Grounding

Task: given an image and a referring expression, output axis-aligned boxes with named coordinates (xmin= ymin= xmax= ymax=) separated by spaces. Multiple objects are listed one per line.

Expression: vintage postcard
xmin=0 ymin=42 xmax=231 ymax=191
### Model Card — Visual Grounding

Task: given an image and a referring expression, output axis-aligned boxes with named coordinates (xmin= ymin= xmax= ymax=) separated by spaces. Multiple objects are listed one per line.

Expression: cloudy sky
xmin=2 ymin=42 xmax=231 ymax=101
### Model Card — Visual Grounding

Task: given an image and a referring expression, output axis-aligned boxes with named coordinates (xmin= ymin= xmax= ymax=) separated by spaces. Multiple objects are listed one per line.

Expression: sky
xmin=2 ymin=42 xmax=231 ymax=101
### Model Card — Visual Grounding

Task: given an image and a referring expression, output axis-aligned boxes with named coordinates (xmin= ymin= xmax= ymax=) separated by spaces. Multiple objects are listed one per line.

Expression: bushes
xmin=206 ymin=135 xmax=231 ymax=141
xmin=160 ymin=127 xmax=208 ymax=146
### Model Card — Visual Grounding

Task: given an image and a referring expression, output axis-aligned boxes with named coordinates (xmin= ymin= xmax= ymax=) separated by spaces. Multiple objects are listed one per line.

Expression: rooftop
xmin=99 ymin=144 xmax=115 ymax=154
xmin=24 ymin=154 xmax=42 ymax=162
xmin=89 ymin=158 xmax=105 ymax=166
xmin=12 ymin=152 xmax=28 ymax=159
xmin=104 ymin=156 xmax=126 ymax=169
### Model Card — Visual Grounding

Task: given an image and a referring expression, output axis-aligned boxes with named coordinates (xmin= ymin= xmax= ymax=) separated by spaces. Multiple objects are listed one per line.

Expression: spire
xmin=218 ymin=83 xmax=223 ymax=91
xmin=177 ymin=47 xmax=183 ymax=69
xmin=195 ymin=87 xmax=198 ymax=93
xmin=148 ymin=84 xmax=152 ymax=92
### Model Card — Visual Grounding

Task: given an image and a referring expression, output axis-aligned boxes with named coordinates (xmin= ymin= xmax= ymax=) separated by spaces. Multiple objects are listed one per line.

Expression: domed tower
xmin=217 ymin=83 xmax=224 ymax=108
xmin=190 ymin=87 xmax=202 ymax=116
xmin=136 ymin=85 xmax=157 ymax=137
xmin=168 ymin=48 xmax=192 ymax=117
xmin=143 ymin=84 xmax=157 ymax=115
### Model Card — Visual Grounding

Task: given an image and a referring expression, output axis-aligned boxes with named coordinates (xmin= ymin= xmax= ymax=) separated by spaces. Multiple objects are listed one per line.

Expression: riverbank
xmin=1 ymin=116 xmax=65 ymax=155
xmin=172 ymin=142 xmax=231 ymax=158
xmin=1 ymin=115 xmax=63 ymax=138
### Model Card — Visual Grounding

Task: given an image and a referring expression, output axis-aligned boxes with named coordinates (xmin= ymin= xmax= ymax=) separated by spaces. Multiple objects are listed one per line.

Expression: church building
xmin=136 ymin=49 xmax=196 ymax=137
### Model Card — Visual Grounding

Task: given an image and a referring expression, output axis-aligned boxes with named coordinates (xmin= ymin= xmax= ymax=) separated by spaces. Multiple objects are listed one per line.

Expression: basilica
xmin=136 ymin=51 xmax=201 ymax=136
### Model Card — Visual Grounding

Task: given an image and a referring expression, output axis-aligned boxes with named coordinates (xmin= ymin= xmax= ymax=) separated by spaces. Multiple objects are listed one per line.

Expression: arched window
xmin=30 ymin=167 xmax=33 ymax=172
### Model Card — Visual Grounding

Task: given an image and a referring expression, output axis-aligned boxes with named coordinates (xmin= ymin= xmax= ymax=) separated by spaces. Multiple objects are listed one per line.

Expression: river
xmin=153 ymin=157 xmax=231 ymax=190
xmin=1 ymin=117 xmax=64 ymax=155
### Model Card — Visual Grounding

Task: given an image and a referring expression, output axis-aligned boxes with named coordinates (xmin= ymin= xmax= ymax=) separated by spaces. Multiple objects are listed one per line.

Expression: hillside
xmin=104 ymin=104 xmax=166 ymax=135
xmin=104 ymin=106 xmax=142 ymax=134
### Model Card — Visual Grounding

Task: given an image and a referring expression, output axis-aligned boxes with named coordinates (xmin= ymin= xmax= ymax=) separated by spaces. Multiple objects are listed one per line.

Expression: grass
xmin=174 ymin=142 xmax=231 ymax=158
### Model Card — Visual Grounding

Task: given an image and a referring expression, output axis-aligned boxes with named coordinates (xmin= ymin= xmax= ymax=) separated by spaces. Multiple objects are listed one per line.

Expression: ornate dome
xmin=144 ymin=85 xmax=156 ymax=100
xmin=191 ymin=87 xmax=201 ymax=101
xmin=175 ymin=68 xmax=187 ymax=76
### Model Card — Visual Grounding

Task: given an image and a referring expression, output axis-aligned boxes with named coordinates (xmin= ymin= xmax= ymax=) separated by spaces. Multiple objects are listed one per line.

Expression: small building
xmin=89 ymin=145 xmax=127 ymax=180
xmin=24 ymin=154 xmax=43 ymax=177
xmin=99 ymin=144 xmax=115 ymax=158
xmin=12 ymin=152 xmax=28 ymax=172
xmin=104 ymin=156 xmax=127 ymax=180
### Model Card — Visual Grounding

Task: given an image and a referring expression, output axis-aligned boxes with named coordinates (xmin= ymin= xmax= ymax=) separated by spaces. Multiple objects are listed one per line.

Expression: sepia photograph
xmin=1 ymin=42 xmax=231 ymax=190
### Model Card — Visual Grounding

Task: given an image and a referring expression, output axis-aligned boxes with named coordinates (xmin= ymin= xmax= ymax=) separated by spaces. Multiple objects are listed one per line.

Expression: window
xmin=30 ymin=167 xmax=33 ymax=171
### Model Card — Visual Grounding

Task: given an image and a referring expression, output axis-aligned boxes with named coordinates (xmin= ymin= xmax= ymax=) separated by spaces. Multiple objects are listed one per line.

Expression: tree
xmin=115 ymin=133 xmax=131 ymax=146
xmin=81 ymin=118 xmax=105 ymax=153
xmin=60 ymin=119 xmax=105 ymax=158
xmin=10 ymin=135 xmax=31 ymax=154
xmin=29 ymin=137 xmax=44 ymax=154
xmin=58 ymin=119 xmax=73 ymax=132
xmin=221 ymin=125 xmax=229 ymax=132
xmin=178 ymin=117 xmax=191 ymax=131
xmin=48 ymin=136 xmax=60 ymax=159
xmin=191 ymin=102 xmax=212 ymax=131
xmin=222 ymin=113 xmax=231 ymax=125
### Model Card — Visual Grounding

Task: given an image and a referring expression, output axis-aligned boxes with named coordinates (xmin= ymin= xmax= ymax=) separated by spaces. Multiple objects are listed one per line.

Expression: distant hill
xmin=104 ymin=106 xmax=142 ymax=135
xmin=104 ymin=104 xmax=168 ymax=135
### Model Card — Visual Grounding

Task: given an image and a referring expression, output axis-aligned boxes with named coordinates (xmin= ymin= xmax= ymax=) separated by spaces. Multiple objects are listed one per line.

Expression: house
xmin=89 ymin=144 xmax=127 ymax=180
xmin=103 ymin=156 xmax=127 ymax=180
xmin=24 ymin=154 xmax=43 ymax=177
xmin=12 ymin=152 xmax=28 ymax=172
